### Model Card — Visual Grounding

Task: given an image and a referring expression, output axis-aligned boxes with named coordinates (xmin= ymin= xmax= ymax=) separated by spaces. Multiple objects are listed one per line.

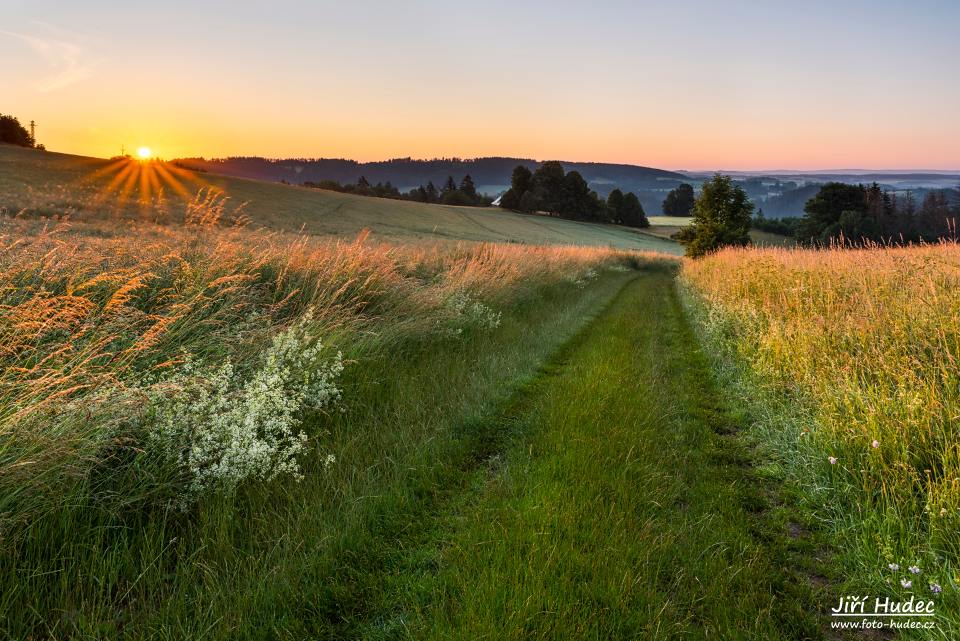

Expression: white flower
xmin=888 ymin=563 xmax=900 ymax=571
xmin=909 ymin=566 xmax=921 ymax=575
xmin=442 ymin=290 xmax=501 ymax=334
xmin=871 ymin=440 xmax=879 ymax=449
xmin=147 ymin=311 xmax=344 ymax=500
xmin=901 ymin=579 xmax=913 ymax=589
xmin=828 ymin=456 xmax=837 ymax=465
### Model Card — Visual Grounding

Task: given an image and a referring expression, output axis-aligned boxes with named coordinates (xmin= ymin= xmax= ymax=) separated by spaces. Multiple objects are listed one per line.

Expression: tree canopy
xmin=0 ymin=114 xmax=35 ymax=148
xmin=662 ymin=183 xmax=695 ymax=216
xmin=606 ymin=189 xmax=648 ymax=227
xmin=498 ymin=163 xmax=653 ymax=227
xmin=795 ymin=182 xmax=959 ymax=245
xmin=676 ymin=174 xmax=753 ymax=258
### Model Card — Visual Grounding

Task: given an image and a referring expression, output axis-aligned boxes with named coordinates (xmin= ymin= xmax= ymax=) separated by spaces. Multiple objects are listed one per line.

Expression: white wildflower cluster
xmin=567 ymin=268 xmax=599 ymax=289
xmin=441 ymin=290 xmax=502 ymax=335
xmin=147 ymin=312 xmax=343 ymax=499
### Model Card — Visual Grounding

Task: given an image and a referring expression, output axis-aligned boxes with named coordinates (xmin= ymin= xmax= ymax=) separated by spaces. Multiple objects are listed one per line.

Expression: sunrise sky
xmin=3 ymin=0 xmax=959 ymax=170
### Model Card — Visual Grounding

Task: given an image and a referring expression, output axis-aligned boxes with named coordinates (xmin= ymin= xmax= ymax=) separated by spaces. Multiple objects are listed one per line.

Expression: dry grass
xmin=0 ymin=214 xmax=662 ymax=524
xmin=681 ymin=243 xmax=960 ymax=609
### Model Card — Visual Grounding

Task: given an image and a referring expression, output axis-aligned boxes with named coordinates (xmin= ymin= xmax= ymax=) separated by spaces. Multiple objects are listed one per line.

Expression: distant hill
xmin=172 ymin=156 xmax=690 ymax=212
xmin=0 ymin=144 xmax=682 ymax=254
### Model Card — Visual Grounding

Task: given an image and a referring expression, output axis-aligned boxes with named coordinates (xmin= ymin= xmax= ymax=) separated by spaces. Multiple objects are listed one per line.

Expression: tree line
xmin=499 ymin=162 xmax=649 ymax=228
xmin=302 ymin=174 xmax=491 ymax=207
xmin=677 ymin=174 xmax=960 ymax=259
xmin=0 ymin=114 xmax=43 ymax=149
xmin=795 ymin=182 xmax=960 ymax=245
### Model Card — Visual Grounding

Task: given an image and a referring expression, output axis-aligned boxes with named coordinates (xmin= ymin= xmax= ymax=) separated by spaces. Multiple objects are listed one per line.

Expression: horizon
xmin=30 ymin=146 xmax=960 ymax=176
xmin=4 ymin=0 xmax=960 ymax=170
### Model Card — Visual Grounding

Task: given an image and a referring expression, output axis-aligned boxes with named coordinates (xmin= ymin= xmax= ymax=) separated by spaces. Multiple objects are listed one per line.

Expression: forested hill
xmin=172 ymin=156 xmax=689 ymax=197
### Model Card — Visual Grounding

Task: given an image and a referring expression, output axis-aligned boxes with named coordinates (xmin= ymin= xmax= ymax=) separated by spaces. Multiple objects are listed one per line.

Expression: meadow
xmin=645 ymin=215 xmax=794 ymax=247
xmin=682 ymin=244 xmax=960 ymax=636
xmin=0 ymin=208 xmax=665 ymax=636
xmin=3 ymin=144 xmax=958 ymax=639
xmin=0 ymin=145 xmax=681 ymax=253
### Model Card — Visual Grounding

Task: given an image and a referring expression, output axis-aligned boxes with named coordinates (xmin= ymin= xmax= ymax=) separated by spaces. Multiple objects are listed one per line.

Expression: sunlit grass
xmin=0 ymin=203 xmax=671 ymax=635
xmin=681 ymin=242 xmax=960 ymax=630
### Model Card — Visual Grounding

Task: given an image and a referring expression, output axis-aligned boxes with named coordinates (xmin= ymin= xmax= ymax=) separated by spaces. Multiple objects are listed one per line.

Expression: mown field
xmin=0 ymin=145 xmax=681 ymax=253
xmin=645 ymin=215 xmax=794 ymax=247
xmin=2 ymin=146 xmax=958 ymax=639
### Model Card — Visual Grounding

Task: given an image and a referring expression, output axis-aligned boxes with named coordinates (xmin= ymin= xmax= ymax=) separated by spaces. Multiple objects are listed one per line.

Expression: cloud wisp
xmin=1 ymin=26 xmax=98 ymax=92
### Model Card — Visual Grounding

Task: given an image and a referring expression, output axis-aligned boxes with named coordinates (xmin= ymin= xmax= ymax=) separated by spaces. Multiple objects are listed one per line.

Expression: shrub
xmin=146 ymin=311 xmax=343 ymax=500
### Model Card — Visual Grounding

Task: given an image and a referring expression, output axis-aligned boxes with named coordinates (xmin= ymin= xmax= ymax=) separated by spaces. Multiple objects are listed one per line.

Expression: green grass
xmin=336 ymin=267 xmax=826 ymax=640
xmin=0 ymin=264 xmax=641 ymax=638
xmin=0 ymin=144 xmax=681 ymax=253
xmin=645 ymin=216 xmax=794 ymax=247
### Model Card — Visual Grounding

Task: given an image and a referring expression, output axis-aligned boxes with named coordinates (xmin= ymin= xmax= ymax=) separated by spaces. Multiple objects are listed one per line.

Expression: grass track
xmin=379 ymin=268 xmax=827 ymax=639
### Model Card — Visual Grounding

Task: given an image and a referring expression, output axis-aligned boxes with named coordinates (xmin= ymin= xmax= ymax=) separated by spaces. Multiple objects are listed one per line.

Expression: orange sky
xmin=4 ymin=1 xmax=959 ymax=170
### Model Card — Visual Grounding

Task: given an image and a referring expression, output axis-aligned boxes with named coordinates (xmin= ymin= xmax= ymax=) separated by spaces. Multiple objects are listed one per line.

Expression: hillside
xmin=0 ymin=145 xmax=682 ymax=253
xmin=173 ymin=155 xmax=690 ymax=212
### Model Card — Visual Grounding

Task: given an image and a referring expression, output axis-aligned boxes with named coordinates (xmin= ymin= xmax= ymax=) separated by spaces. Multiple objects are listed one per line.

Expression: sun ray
xmin=153 ymin=163 xmax=194 ymax=202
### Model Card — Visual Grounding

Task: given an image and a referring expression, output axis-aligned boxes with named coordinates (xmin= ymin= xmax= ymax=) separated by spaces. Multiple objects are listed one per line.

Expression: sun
xmin=136 ymin=146 xmax=152 ymax=160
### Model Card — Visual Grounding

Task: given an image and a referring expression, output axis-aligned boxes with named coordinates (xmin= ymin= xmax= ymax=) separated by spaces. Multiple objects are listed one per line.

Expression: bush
xmin=147 ymin=311 xmax=343 ymax=500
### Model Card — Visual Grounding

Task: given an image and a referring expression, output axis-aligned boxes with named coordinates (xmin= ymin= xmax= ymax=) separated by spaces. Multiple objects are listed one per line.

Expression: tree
xmin=459 ymin=174 xmax=477 ymax=198
xmin=676 ymin=174 xmax=753 ymax=258
xmin=441 ymin=189 xmax=474 ymax=206
xmin=918 ymin=191 xmax=953 ymax=240
xmin=511 ymin=165 xmax=533 ymax=194
xmin=620 ymin=192 xmax=649 ymax=228
xmin=442 ymin=176 xmax=457 ymax=194
xmin=499 ymin=165 xmax=533 ymax=210
xmin=518 ymin=190 xmax=539 ymax=213
xmin=0 ymin=114 xmax=34 ymax=147
xmin=425 ymin=181 xmax=438 ymax=203
xmin=531 ymin=161 xmax=566 ymax=214
xmin=606 ymin=189 xmax=625 ymax=224
xmin=558 ymin=170 xmax=600 ymax=220
xmin=797 ymin=182 xmax=865 ymax=244
xmin=662 ymin=183 xmax=695 ymax=216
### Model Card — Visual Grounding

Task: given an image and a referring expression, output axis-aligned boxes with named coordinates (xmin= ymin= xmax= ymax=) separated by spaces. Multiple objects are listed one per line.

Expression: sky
xmin=2 ymin=0 xmax=959 ymax=170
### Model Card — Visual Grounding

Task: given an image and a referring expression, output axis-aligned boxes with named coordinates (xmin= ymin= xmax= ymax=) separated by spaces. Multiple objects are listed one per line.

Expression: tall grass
xmin=681 ymin=243 xmax=960 ymax=627
xmin=0 ymin=214 xmax=649 ymax=539
xmin=0 ymin=210 xmax=664 ymax=552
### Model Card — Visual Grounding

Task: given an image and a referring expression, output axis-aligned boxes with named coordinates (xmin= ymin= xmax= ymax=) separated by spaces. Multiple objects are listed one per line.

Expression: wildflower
xmin=871 ymin=440 xmax=879 ymax=449
xmin=147 ymin=311 xmax=344 ymax=500
xmin=930 ymin=583 xmax=943 ymax=594
xmin=324 ymin=453 xmax=336 ymax=468
xmin=909 ymin=565 xmax=921 ymax=575
xmin=901 ymin=579 xmax=913 ymax=589
xmin=828 ymin=456 xmax=837 ymax=465
xmin=443 ymin=290 xmax=501 ymax=334
xmin=888 ymin=563 xmax=900 ymax=571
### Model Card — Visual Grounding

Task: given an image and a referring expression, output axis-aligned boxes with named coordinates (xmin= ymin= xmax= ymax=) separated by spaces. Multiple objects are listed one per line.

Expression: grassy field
xmin=682 ymin=244 xmax=960 ymax=636
xmin=396 ymin=268 xmax=824 ymax=639
xmin=0 ymin=144 xmax=681 ymax=253
xmin=646 ymin=215 xmax=794 ymax=247
xmin=5 ymin=145 xmax=959 ymax=638
xmin=0 ymin=212 xmax=665 ymax=637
